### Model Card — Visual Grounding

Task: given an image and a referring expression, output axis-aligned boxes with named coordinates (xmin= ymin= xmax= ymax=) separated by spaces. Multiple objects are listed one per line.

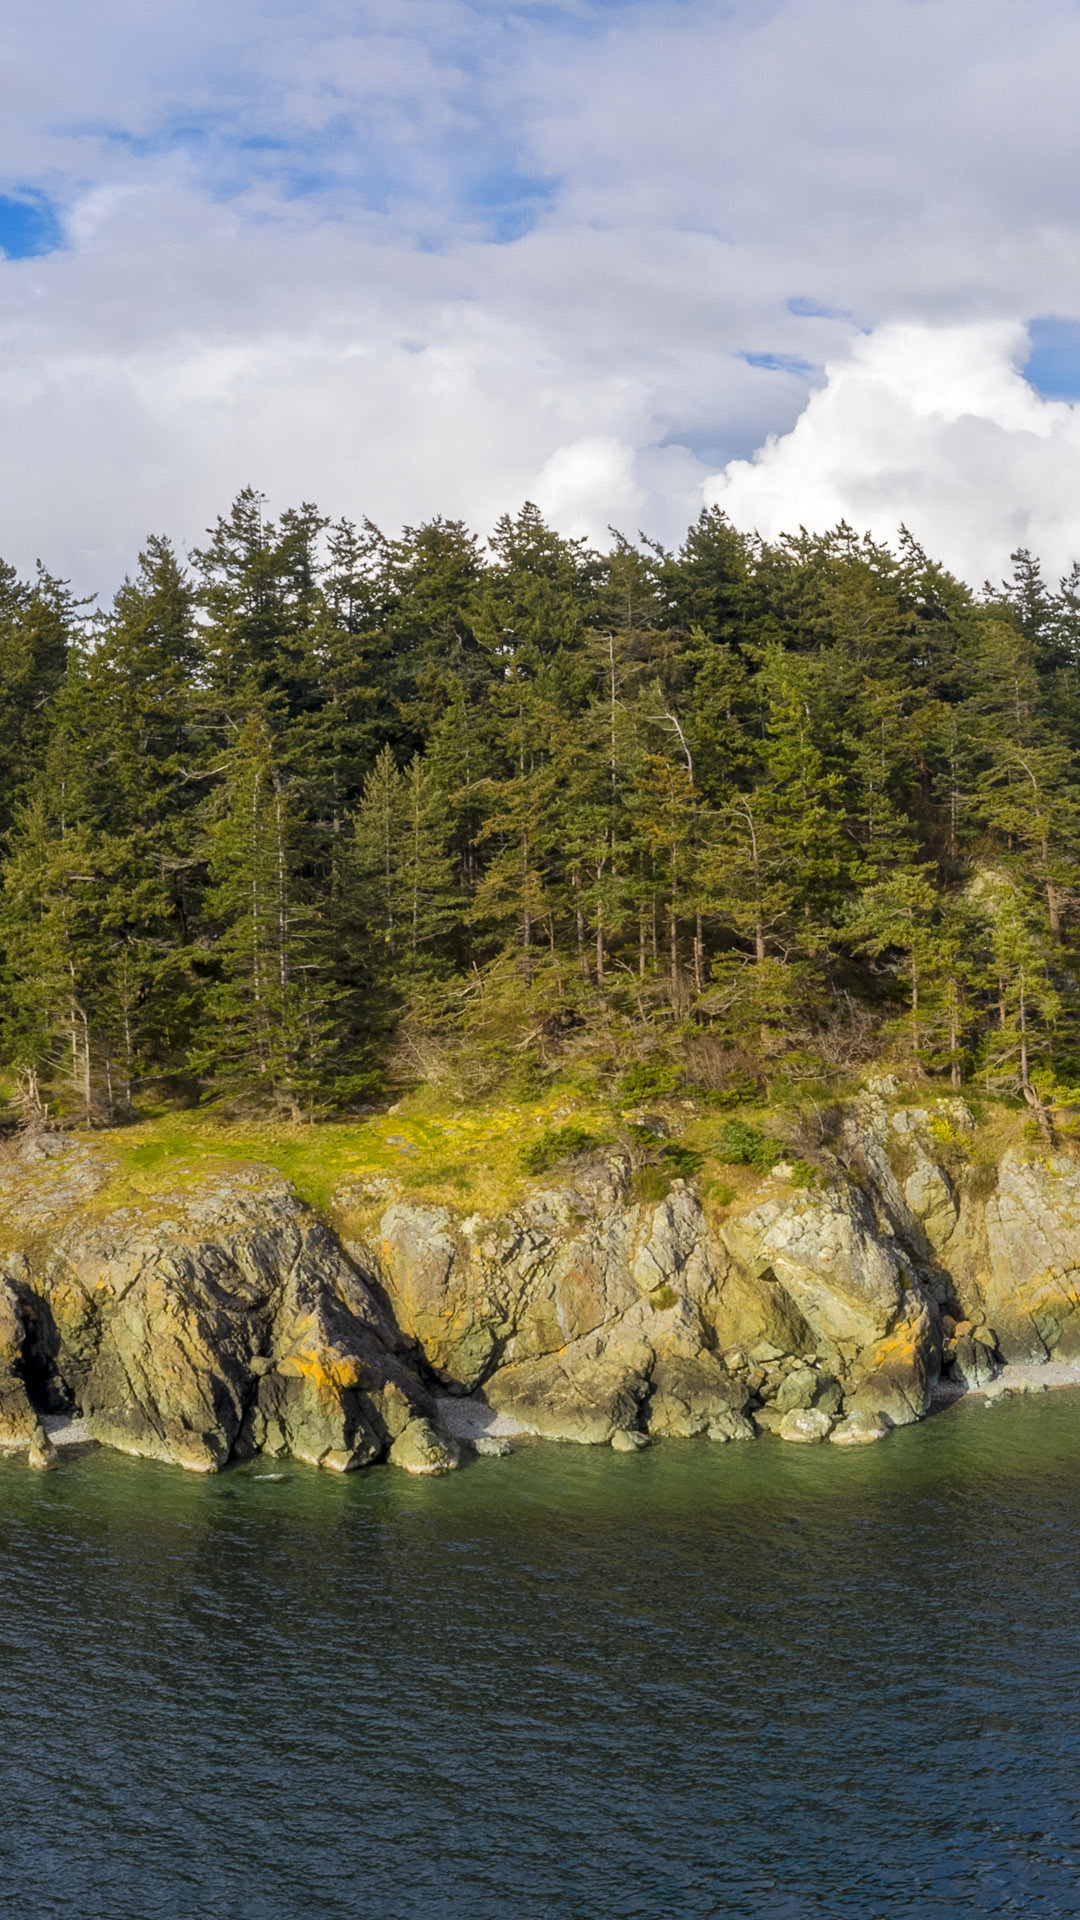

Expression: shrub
xmin=966 ymin=1158 xmax=999 ymax=1201
xmin=632 ymin=1166 xmax=671 ymax=1204
xmin=519 ymin=1122 xmax=597 ymax=1176
xmin=617 ymin=1061 xmax=683 ymax=1103
xmin=788 ymin=1159 xmax=816 ymax=1189
xmin=696 ymin=1076 xmax=761 ymax=1109
xmin=715 ymin=1118 xmax=782 ymax=1172
xmin=506 ymin=1053 xmax=545 ymax=1100
xmin=660 ymin=1141 xmax=704 ymax=1178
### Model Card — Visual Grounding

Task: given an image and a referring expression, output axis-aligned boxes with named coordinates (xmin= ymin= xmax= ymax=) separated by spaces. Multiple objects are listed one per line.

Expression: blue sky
xmin=4 ymin=0 xmax=1080 ymax=589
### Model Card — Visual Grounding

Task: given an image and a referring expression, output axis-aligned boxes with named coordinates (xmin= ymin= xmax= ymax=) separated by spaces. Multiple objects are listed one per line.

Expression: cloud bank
xmin=708 ymin=322 xmax=1080 ymax=586
xmin=4 ymin=1 xmax=1080 ymax=589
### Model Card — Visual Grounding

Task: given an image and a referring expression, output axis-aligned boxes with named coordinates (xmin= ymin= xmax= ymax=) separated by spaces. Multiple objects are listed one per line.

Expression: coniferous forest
xmin=2 ymin=487 xmax=1078 ymax=1126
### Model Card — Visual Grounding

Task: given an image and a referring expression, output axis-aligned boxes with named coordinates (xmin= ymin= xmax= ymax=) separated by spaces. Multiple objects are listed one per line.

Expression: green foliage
xmin=695 ymin=1076 xmax=761 ymax=1108
xmin=787 ymin=1159 xmax=816 ymax=1188
xmin=617 ymin=1060 xmax=683 ymax=1102
xmin=660 ymin=1141 xmax=704 ymax=1178
xmin=2 ymin=493 xmax=1080 ymax=1122
xmin=715 ymin=1119 xmax=783 ymax=1171
xmin=632 ymin=1165 xmax=671 ymax=1204
xmin=519 ymin=1122 xmax=598 ymax=1176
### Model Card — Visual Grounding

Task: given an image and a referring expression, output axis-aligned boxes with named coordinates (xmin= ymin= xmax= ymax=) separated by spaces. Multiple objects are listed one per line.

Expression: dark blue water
xmin=4 ymin=1394 xmax=1080 ymax=1918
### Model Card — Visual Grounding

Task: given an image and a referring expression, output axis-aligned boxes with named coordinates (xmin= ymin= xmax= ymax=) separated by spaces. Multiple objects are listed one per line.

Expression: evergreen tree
xmin=192 ymin=716 xmax=342 ymax=1112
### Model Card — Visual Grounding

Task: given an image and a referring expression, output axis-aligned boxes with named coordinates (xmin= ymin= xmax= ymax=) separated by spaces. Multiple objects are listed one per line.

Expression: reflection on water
xmin=3 ymin=1393 xmax=1080 ymax=1918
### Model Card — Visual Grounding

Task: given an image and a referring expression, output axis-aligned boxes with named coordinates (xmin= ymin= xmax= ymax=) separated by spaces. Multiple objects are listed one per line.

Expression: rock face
xmin=0 ymin=1085 xmax=1078 ymax=1472
xmin=0 ymin=1153 xmax=437 ymax=1473
xmin=983 ymin=1152 xmax=1080 ymax=1359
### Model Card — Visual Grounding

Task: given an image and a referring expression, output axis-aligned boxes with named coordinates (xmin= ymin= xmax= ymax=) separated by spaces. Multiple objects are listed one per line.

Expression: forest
xmin=0 ymin=487 xmax=1076 ymax=1127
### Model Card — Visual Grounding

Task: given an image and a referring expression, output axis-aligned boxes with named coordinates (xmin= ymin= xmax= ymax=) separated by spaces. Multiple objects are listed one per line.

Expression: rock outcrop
xmin=0 ymin=1083 xmax=1078 ymax=1472
xmin=0 ymin=1152 xmax=437 ymax=1473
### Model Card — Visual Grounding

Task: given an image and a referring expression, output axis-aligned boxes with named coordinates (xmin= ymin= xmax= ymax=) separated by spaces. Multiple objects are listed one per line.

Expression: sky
xmin=5 ymin=0 xmax=1080 ymax=594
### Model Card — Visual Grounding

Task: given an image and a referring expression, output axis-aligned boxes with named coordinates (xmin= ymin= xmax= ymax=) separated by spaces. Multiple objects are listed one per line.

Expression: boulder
xmin=813 ymin=1375 xmax=845 ymax=1417
xmin=846 ymin=1298 xmax=940 ymax=1429
xmin=830 ymin=1410 xmax=888 ymax=1446
xmin=775 ymin=1365 xmax=817 ymax=1413
xmin=779 ymin=1407 xmax=833 ymax=1443
xmin=483 ymin=1329 xmax=651 ymax=1444
xmin=705 ymin=1407 xmax=757 ymax=1441
xmin=387 ymin=1418 xmax=460 ymax=1475
xmin=948 ymin=1332 xmax=998 ymax=1390
xmin=645 ymin=1345 xmax=752 ymax=1439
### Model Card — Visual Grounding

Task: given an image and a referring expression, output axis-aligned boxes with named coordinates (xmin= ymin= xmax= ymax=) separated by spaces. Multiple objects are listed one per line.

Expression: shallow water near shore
xmin=4 ymin=1395 xmax=1080 ymax=1919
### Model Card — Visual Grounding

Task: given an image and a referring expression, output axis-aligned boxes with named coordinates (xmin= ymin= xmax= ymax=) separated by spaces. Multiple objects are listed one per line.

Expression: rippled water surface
xmin=5 ymin=1394 xmax=1080 ymax=1917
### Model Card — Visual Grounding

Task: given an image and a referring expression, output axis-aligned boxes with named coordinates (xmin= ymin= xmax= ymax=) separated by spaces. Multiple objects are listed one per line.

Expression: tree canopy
xmin=2 ymin=499 xmax=1077 ymax=1123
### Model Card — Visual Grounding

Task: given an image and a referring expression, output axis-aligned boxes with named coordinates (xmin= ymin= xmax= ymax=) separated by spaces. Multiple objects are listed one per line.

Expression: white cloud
xmin=533 ymin=436 xmax=644 ymax=541
xmin=4 ymin=2 xmax=1080 ymax=589
xmin=706 ymin=321 xmax=1080 ymax=584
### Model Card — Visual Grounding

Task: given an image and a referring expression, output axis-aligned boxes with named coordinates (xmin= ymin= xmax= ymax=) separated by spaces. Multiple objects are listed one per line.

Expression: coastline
xmin=933 ymin=1359 xmax=1080 ymax=1407
xmin=19 ymin=1358 xmax=1080 ymax=1468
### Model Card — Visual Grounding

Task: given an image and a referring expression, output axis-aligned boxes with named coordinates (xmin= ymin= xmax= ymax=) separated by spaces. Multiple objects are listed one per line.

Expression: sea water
xmin=3 ymin=1393 xmax=1080 ymax=1919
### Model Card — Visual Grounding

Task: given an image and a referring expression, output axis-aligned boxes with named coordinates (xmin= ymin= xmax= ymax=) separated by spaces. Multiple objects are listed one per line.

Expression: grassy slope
xmin=88 ymin=1089 xmax=791 ymax=1218
xmin=83 ymin=1082 xmax=1036 ymax=1223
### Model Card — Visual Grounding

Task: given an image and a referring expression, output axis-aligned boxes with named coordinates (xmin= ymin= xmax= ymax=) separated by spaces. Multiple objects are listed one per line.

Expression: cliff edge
xmin=1 ymin=1082 xmax=1077 ymax=1471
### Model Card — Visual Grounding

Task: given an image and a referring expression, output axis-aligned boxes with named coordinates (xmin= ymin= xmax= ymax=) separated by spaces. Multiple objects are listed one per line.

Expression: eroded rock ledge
xmin=2 ymin=1083 xmax=1080 ymax=1473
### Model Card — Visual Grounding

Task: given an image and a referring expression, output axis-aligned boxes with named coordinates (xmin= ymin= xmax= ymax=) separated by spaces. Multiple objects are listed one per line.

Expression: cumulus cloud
xmin=706 ymin=321 xmax=1080 ymax=585
xmin=4 ymin=1 xmax=1080 ymax=589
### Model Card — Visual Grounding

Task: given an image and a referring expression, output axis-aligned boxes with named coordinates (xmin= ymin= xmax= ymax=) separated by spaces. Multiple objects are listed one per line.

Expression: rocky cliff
xmin=1 ymin=1080 xmax=1077 ymax=1472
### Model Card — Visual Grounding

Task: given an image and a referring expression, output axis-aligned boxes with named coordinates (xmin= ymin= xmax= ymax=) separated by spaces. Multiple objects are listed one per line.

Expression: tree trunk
xmin=79 ymin=1005 xmax=92 ymax=1125
xmin=123 ymin=1007 xmax=134 ymax=1109
xmin=522 ymin=831 xmax=532 ymax=985
xmin=274 ymin=783 xmax=289 ymax=998
xmin=1019 ymin=978 xmax=1054 ymax=1143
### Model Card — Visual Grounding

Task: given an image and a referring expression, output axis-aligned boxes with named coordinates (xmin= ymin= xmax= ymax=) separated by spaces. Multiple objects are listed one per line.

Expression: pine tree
xmin=193 ymin=716 xmax=342 ymax=1112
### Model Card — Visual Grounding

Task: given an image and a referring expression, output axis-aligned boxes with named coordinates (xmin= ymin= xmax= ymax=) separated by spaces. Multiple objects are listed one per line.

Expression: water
xmin=3 ymin=1396 xmax=1080 ymax=1919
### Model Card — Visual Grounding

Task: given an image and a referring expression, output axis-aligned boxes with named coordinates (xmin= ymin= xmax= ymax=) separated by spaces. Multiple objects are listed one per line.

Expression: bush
xmin=519 ymin=1122 xmax=598 ymax=1176
xmin=617 ymin=1061 xmax=683 ymax=1103
xmin=695 ymin=1076 xmax=762 ymax=1109
xmin=506 ymin=1052 xmax=545 ymax=1100
xmin=660 ymin=1141 xmax=704 ymax=1178
xmin=788 ymin=1159 xmax=816 ymax=1189
xmin=715 ymin=1118 xmax=782 ymax=1172
xmin=680 ymin=1036 xmax=760 ymax=1100
xmin=633 ymin=1166 xmax=671 ymax=1204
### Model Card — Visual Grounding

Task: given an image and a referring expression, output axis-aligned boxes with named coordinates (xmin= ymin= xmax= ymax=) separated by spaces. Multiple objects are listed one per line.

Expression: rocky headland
xmin=2 ymin=1079 xmax=1080 ymax=1473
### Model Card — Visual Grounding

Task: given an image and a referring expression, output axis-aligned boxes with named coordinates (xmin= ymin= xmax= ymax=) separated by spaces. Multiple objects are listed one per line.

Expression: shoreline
xmin=13 ymin=1362 xmax=1080 ymax=1469
xmin=932 ymin=1359 xmax=1080 ymax=1408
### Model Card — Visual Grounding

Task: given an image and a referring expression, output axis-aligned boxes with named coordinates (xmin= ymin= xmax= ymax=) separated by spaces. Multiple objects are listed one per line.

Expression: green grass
xmin=92 ymin=1093 xmax=616 ymax=1217
xmin=70 ymin=1077 xmax=1027 ymax=1225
